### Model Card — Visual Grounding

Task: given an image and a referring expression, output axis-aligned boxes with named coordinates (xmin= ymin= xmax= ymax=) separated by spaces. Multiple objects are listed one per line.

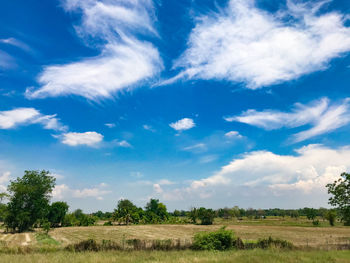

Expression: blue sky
xmin=1 ymin=0 xmax=350 ymax=212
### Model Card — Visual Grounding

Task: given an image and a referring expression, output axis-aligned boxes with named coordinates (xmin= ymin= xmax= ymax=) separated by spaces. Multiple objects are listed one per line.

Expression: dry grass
xmin=0 ymin=221 xmax=350 ymax=249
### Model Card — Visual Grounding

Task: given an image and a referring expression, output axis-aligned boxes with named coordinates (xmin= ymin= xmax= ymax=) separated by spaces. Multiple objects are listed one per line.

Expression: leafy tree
xmin=48 ymin=201 xmax=69 ymax=227
xmin=5 ymin=170 xmax=55 ymax=232
xmin=327 ymin=172 xmax=350 ymax=225
xmin=114 ymin=199 xmax=140 ymax=225
xmin=189 ymin=207 xmax=198 ymax=224
xmin=0 ymin=192 xmax=8 ymax=222
xmin=304 ymin=208 xmax=317 ymax=221
xmin=198 ymin=207 xmax=216 ymax=225
xmin=145 ymin=199 xmax=168 ymax=223
xmin=325 ymin=210 xmax=337 ymax=226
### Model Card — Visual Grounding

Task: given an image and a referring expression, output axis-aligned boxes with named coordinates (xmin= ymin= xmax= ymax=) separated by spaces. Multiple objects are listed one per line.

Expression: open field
xmin=0 ymin=221 xmax=350 ymax=249
xmin=1 ymin=250 xmax=350 ymax=263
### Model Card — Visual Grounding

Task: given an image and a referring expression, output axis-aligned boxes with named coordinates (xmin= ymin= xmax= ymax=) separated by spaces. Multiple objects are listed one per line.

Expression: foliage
xmin=145 ymin=199 xmax=168 ymax=223
xmin=188 ymin=208 xmax=198 ymax=224
xmin=114 ymin=199 xmax=140 ymax=225
xmin=62 ymin=210 xmax=96 ymax=227
xmin=312 ymin=220 xmax=320 ymax=226
xmin=197 ymin=207 xmax=215 ymax=225
xmin=325 ymin=210 xmax=337 ymax=226
xmin=326 ymin=172 xmax=350 ymax=226
xmin=304 ymin=208 xmax=317 ymax=221
xmin=48 ymin=202 xmax=69 ymax=227
xmin=5 ymin=170 xmax=55 ymax=232
xmin=192 ymin=227 xmax=235 ymax=250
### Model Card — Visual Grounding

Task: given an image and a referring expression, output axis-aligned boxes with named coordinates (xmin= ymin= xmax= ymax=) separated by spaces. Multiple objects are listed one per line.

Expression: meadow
xmin=0 ymin=216 xmax=350 ymax=262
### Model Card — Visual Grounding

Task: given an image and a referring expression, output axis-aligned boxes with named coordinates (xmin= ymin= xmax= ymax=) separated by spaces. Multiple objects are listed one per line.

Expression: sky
xmin=0 ymin=0 xmax=350 ymax=212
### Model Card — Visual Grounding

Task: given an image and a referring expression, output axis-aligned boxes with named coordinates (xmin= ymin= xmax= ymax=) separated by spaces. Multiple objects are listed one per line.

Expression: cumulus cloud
xmin=159 ymin=144 xmax=350 ymax=202
xmin=60 ymin=131 xmax=103 ymax=146
xmin=0 ymin=107 xmax=67 ymax=131
xmin=171 ymin=0 xmax=350 ymax=88
xmin=27 ymin=0 xmax=162 ymax=100
xmin=226 ymin=97 xmax=350 ymax=142
xmin=169 ymin=118 xmax=195 ymax=131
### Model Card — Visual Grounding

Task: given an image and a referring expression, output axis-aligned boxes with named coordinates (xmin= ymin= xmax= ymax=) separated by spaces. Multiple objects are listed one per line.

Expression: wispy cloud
xmin=0 ymin=107 xmax=67 ymax=131
xmin=170 ymin=0 xmax=350 ymax=88
xmin=170 ymin=118 xmax=195 ymax=131
xmin=27 ymin=0 xmax=163 ymax=100
xmin=226 ymin=97 xmax=350 ymax=142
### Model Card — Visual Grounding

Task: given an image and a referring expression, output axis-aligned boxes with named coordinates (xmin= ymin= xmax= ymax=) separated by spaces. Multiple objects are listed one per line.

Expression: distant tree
xmin=305 ymin=208 xmax=317 ymax=221
xmin=327 ymin=173 xmax=350 ymax=226
xmin=48 ymin=201 xmax=69 ymax=227
xmin=0 ymin=193 xmax=8 ymax=222
xmin=290 ymin=210 xmax=299 ymax=219
xmin=189 ymin=207 xmax=198 ymax=224
xmin=5 ymin=170 xmax=55 ymax=232
xmin=145 ymin=199 xmax=168 ymax=223
xmin=173 ymin=210 xmax=181 ymax=217
xmin=114 ymin=199 xmax=140 ymax=225
xmin=325 ymin=210 xmax=337 ymax=226
xmin=198 ymin=207 xmax=216 ymax=225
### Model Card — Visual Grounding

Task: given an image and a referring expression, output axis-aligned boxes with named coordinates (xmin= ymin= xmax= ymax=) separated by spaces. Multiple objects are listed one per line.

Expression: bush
xmin=192 ymin=227 xmax=235 ymax=250
xmin=312 ymin=220 xmax=320 ymax=226
xmin=103 ymin=221 xmax=113 ymax=226
xmin=67 ymin=239 xmax=100 ymax=252
xmin=256 ymin=237 xmax=294 ymax=249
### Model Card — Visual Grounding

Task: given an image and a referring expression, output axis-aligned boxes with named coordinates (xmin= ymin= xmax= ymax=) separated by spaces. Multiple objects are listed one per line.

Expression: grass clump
xmin=35 ymin=233 xmax=60 ymax=246
xmin=192 ymin=226 xmax=235 ymax=251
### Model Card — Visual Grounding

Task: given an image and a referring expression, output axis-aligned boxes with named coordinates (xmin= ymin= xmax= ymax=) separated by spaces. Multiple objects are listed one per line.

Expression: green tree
xmin=326 ymin=172 xmax=350 ymax=226
xmin=0 ymin=192 xmax=8 ymax=222
xmin=198 ymin=207 xmax=216 ymax=225
xmin=114 ymin=199 xmax=140 ymax=225
xmin=5 ymin=170 xmax=55 ymax=232
xmin=305 ymin=208 xmax=317 ymax=221
xmin=188 ymin=207 xmax=198 ymax=224
xmin=145 ymin=199 xmax=168 ymax=223
xmin=325 ymin=210 xmax=337 ymax=226
xmin=48 ymin=201 xmax=69 ymax=227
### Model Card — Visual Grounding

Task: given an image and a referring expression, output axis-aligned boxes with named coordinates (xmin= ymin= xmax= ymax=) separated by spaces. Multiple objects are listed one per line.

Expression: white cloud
xmin=225 ymin=131 xmax=243 ymax=139
xmin=26 ymin=0 xmax=162 ymax=100
xmin=112 ymin=139 xmax=132 ymax=148
xmin=160 ymin=144 xmax=350 ymax=202
xmin=60 ymin=131 xmax=103 ymax=146
xmin=171 ymin=0 xmax=350 ymax=88
xmin=0 ymin=107 xmax=67 ymax=131
xmin=143 ymin=124 xmax=155 ymax=132
xmin=226 ymin=97 xmax=350 ymax=142
xmin=105 ymin=123 xmax=116 ymax=128
xmin=170 ymin=118 xmax=195 ymax=131
xmin=153 ymin=183 xmax=163 ymax=194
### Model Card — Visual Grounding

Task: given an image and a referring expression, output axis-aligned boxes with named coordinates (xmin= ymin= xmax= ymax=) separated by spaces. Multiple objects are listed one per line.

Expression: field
xmin=0 ymin=217 xmax=350 ymax=262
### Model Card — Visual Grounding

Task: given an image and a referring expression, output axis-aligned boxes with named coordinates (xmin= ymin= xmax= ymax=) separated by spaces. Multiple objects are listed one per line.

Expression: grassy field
xmin=1 ymin=250 xmax=350 ymax=263
xmin=0 ymin=217 xmax=350 ymax=262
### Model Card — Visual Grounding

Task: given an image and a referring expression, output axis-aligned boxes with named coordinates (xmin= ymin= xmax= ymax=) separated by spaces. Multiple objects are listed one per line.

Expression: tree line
xmin=0 ymin=170 xmax=349 ymax=232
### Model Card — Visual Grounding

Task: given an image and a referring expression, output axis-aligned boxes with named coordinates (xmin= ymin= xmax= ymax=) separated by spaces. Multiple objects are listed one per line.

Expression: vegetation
xmin=5 ymin=170 xmax=55 ymax=232
xmin=192 ymin=227 xmax=235 ymax=250
xmin=327 ymin=172 xmax=350 ymax=225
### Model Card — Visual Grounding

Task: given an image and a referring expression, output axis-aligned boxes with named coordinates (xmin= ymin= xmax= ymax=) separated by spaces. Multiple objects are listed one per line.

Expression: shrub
xmin=67 ymin=239 xmax=100 ymax=252
xmin=312 ymin=220 xmax=320 ymax=226
xmin=192 ymin=227 xmax=235 ymax=250
xmin=256 ymin=237 xmax=294 ymax=249
xmin=103 ymin=221 xmax=113 ymax=226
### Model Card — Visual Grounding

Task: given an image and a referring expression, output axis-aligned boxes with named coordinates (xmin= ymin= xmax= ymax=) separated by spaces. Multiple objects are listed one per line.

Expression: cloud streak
xmin=0 ymin=108 xmax=67 ymax=131
xmin=171 ymin=0 xmax=350 ymax=88
xmin=226 ymin=97 xmax=350 ymax=142
xmin=27 ymin=0 xmax=162 ymax=100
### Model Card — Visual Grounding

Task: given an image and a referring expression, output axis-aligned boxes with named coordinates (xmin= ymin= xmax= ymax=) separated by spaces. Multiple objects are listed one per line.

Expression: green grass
xmin=35 ymin=233 xmax=60 ymax=246
xmin=0 ymin=249 xmax=350 ymax=263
